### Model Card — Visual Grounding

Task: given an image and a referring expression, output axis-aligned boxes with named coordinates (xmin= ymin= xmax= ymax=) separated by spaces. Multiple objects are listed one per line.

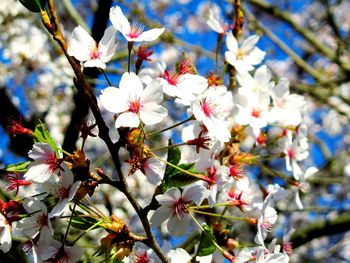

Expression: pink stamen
xmin=128 ymin=99 xmax=141 ymax=113
xmin=200 ymin=98 xmax=215 ymax=117
xmin=172 ymin=198 xmax=189 ymax=219
xmin=127 ymin=22 xmax=144 ymax=39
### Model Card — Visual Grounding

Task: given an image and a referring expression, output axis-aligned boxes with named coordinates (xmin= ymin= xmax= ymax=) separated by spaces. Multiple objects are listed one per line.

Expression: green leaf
xmin=34 ymin=121 xmax=60 ymax=156
xmin=166 ymin=140 xmax=181 ymax=166
xmin=165 ymin=163 xmax=201 ymax=188
xmin=197 ymin=224 xmax=217 ymax=257
xmin=2 ymin=161 xmax=31 ymax=173
xmin=19 ymin=0 xmax=46 ymax=12
xmin=71 ymin=214 xmax=99 ymax=230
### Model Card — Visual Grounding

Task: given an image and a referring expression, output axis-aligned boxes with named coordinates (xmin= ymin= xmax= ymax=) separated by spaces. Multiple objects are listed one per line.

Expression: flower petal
xmin=136 ymin=28 xmax=165 ymax=42
xmin=67 ymin=26 xmax=95 ymax=62
xmin=140 ymin=102 xmax=168 ymax=126
xmin=100 ymin=86 xmax=129 ymax=113
xmin=115 ymin=112 xmax=140 ymax=128
xmin=98 ymin=26 xmax=118 ymax=63
xmin=109 ymin=6 xmax=130 ymax=35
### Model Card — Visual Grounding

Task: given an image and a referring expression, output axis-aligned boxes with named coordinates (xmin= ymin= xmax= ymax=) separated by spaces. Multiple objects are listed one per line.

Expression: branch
xmin=43 ymin=2 xmax=168 ymax=262
xmin=248 ymin=0 xmax=350 ymax=74
xmin=291 ymin=211 xmax=350 ymax=248
xmin=62 ymin=0 xmax=112 ymax=154
xmin=244 ymin=7 xmax=327 ymax=83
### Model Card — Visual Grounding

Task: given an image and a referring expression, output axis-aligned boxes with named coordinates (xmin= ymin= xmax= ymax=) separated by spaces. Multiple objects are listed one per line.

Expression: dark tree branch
xmin=291 ymin=211 xmax=350 ymax=248
xmin=62 ymin=0 xmax=113 ymax=153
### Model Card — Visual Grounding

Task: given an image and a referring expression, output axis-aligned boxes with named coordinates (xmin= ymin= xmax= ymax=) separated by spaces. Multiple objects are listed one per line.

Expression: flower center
xmin=200 ymin=98 xmax=215 ymax=117
xmin=251 ymin=108 xmax=261 ymax=118
xmin=90 ymin=43 xmax=101 ymax=59
xmin=58 ymin=186 xmax=69 ymax=199
xmin=172 ymin=198 xmax=189 ymax=219
xmin=128 ymin=99 xmax=141 ymax=114
xmin=127 ymin=22 xmax=144 ymax=39
xmin=36 ymin=214 xmax=48 ymax=227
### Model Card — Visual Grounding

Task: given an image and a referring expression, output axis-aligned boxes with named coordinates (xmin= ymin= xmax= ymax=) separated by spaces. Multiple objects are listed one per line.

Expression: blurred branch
xmin=244 ymin=7 xmax=327 ymax=82
xmin=291 ymin=211 xmax=350 ymax=248
xmin=62 ymin=0 xmax=89 ymax=32
xmin=248 ymin=0 xmax=350 ymax=74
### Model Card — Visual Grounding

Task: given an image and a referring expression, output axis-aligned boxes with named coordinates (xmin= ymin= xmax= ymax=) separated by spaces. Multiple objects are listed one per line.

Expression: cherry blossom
xmin=16 ymin=198 xmax=53 ymax=253
xmin=100 ymin=72 xmax=168 ymax=128
xmin=67 ymin=26 xmax=117 ymax=69
xmin=150 ymin=184 xmax=207 ymax=236
xmin=254 ymin=195 xmax=278 ymax=246
xmin=206 ymin=8 xmax=228 ymax=35
xmin=191 ymin=85 xmax=232 ymax=142
xmin=0 ymin=213 xmax=12 ymax=253
xmin=41 ymin=240 xmax=83 ymax=263
xmin=24 ymin=143 xmax=66 ymax=183
xmin=269 ymin=78 xmax=307 ymax=126
xmin=225 ymin=32 xmax=265 ymax=73
xmin=110 ymin=5 xmax=165 ymax=42
xmin=167 ymin=248 xmax=192 ymax=262
xmin=43 ymin=169 xmax=81 ymax=217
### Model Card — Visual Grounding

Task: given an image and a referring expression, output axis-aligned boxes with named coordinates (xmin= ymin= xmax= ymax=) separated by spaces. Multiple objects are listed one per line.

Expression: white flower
xmin=41 ymin=239 xmax=83 ymax=263
xmin=255 ymin=247 xmax=289 ymax=263
xmin=150 ymin=185 xmax=206 ymax=236
xmin=67 ymin=26 xmax=117 ymax=69
xmin=254 ymin=195 xmax=278 ymax=246
xmin=234 ymin=87 xmax=270 ymax=136
xmin=191 ymin=85 xmax=232 ymax=142
xmin=0 ymin=213 xmax=12 ymax=253
xmin=161 ymin=72 xmax=208 ymax=104
xmin=206 ymin=8 xmax=227 ymax=34
xmin=24 ymin=143 xmax=66 ymax=183
xmin=131 ymin=157 xmax=166 ymax=186
xmin=100 ymin=72 xmax=168 ymax=128
xmin=43 ymin=169 xmax=81 ymax=217
xmin=225 ymin=32 xmax=265 ymax=73
xmin=16 ymin=199 xmax=53 ymax=253
xmin=167 ymin=248 xmax=191 ymax=263
xmin=269 ymin=78 xmax=306 ymax=126
xmin=110 ymin=6 xmax=165 ymax=42
xmin=237 ymin=65 xmax=274 ymax=94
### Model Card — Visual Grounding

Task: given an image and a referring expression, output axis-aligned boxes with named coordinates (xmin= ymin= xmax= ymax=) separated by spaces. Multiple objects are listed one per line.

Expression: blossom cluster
xmin=0 ymin=2 xmax=324 ymax=263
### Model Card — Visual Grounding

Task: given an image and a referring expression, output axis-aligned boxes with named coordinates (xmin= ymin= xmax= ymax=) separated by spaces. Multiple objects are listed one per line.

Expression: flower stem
xmin=189 ymin=208 xmax=248 ymax=222
xmin=70 ymin=220 xmax=103 ymax=245
xmin=61 ymin=202 xmax=77 ymax=247
xmin=150 ymin=142 xmax=187 ymax=152
xmin=151 ymin=153 xmax=206 ymax=181
xmin=127 ymin=41 xmax=134 ymax=72
xmin=146 ymin=115 xmax=195 ymax=138
xmin=99 ymin=68 xmax=112 ymax=86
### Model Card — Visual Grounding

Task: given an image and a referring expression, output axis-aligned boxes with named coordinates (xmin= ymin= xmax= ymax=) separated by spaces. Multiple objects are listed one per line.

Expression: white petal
xmin=49 ymin=199 xmax=68 ymax=218
xmin=83 ymin=59 xmax=106 ymax=69
xmin=29 ymin=143 xmax=55 ymax=161
xmin=136 ymin=28 xmax=165 ymax=42
xmin=241 ymin=35 xmax=260 ymax=54
xmin=67 ymin=26 xmax=95 ymax=62
xmin=150 ymin=207 xmax=172 ymax=227
xmin=0 ymin=224 xmax=12 ymax=253
xmin=68 ymin=181 xmax=82 ymax=201
xmin=182 ymin=184 xmax=207 ymax=205
xmin=119 ymin=72 xmax=143 ymax=94
xmin=225 ymin=51 xmax=237 ymax=67
xmin=167 ymin=216 xmax=188 ymax=236
xmin=24 ymin=162 xmax=52 ymax=183
xmin=226 ymin=31 xmax=238 ymax=53
xmin=156 ymin=187 xmax=181 ymax=205
xmin=115 ymin=112 xmax=140 ymax=128
xmin=141 ymin=79 xmax=163 ymax=104
xmin=109 ymin=6 xmax=130 ymax=35
xmin=98 ymin=26 xmax=118 ymax=62
xmin=100 ymin=86 xmax=129 ymax=113
xmin=140 ymin=102 xmax=168 ymax=126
